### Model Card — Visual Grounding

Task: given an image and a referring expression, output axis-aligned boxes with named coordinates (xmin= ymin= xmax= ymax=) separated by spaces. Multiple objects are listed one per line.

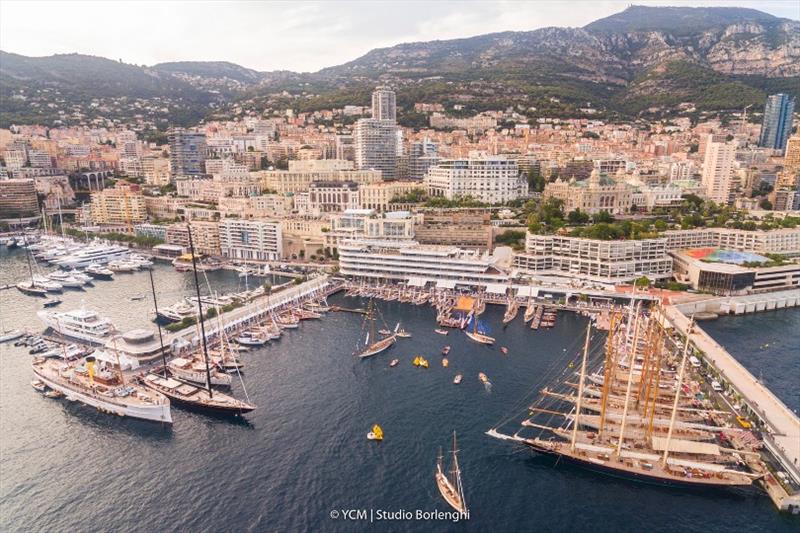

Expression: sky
xmin=1 ymin=0 xmax=798 ymax=73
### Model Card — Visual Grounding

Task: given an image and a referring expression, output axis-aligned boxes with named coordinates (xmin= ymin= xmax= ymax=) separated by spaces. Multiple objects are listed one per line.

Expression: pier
xmin=675 ymin=288 xmax=800 ymax=319
xmin=166 ymin=275 xmax=338 ymax=345
xmin=665 ymin=304 xmax=800 ymax=513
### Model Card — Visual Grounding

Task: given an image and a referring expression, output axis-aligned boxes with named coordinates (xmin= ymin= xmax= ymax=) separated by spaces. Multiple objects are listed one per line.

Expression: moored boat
xmin=436 ymin=432 xmax=468 ymax=515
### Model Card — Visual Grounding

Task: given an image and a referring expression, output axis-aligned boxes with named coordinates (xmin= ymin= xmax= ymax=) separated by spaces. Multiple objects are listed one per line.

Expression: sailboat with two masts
xmin=436 ymin=431 xmax=468 ymax=515
xmin=356 ymin=298 xmax=397 ymax=358
xmin=140 ymin=230 xmax=255 ymax=416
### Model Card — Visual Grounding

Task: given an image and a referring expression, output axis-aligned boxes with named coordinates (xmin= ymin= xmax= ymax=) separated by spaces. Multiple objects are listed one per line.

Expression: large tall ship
xmin=488 ymin=307 xmax=759 ymax=488
xmin=436 ymin=431 xmax=468 ymax=515
xmin=37 ymin=307 xmax=116 ymax=345
xmin=32 ymin=357 xmax=172 ymax=423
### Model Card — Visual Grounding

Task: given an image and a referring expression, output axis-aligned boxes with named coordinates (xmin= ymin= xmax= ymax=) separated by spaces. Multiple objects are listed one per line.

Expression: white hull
xmin=465 ymin=331 xmax=495 ymax=345
xmin=33 ymin=368 xmax=172 ymax=423
xmin=36 ymin=311 xmax=110 ymax=345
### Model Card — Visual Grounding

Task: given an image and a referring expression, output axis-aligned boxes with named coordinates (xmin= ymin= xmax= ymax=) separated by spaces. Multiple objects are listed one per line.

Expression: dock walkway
xmin=665 ymin=305 xmax=800 ymax=509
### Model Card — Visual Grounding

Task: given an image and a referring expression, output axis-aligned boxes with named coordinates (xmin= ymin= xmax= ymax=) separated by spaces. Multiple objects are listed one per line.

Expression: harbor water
xmin=1 ymin=248 xmax=798 ymax=532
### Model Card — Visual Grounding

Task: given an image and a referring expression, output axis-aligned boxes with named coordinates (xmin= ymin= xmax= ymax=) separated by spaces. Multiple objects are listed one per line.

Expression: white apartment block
xmin=663 ymin=228 xmax=800 ymax=256
xmin=425 ymin=156 xmax=526 ymax=204
xmin=701 ymin=138 xmax=738 ymax=204
xmin=258 ymin=164 xmax=381 ymax=194
xmin=513 ymin=234 xmax=673 ymax=284
xmin=219 ymin=219 xmax=283 ymax=262
xmin=338 ymin=240 xmax=510 ymax=286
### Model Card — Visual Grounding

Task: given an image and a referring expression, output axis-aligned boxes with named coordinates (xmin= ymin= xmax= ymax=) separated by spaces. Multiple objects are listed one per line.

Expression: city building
xmin=354 ymin=119 xmax=400 ymax=180
xmin=327 ymin=209 xmax=415 ymax=248
xmin=89 ymin=183 xmax=146 ymax=225
xmin=0 ymin=178 xmax=39 ymax=220
xmin=307 ymin=181 xmax=360 ymax=215
xmin=165 ymin=221 xmax=220 ymax=256
xmin=513 ymin=234 xmax=673 ymax=284
xmin=663 ymin=228 xmax=800 ymax=256
xmin=425 ymin=156 xmax=526 ymax=204
xmin=671 ymin=248 xmax=800 ymax=295
xmin=338 ymin=240 xmax=512 ymax=286
xmin=169 ymin=128 xmax=207 ymax=178
xmin=219 ymin=219 xmax=283 ymax=262
xmin=415 ymin=208 xmax=493 ymax=251
xmin=543 ymin=170 xmax=633 ymax=215
xmin=701 ymin=137 xmax=739 ymax=205
xmin=371 ymin=86 xmax=396 ymax=122
xmin=758 ymin=93 xmax=796 ymax=152
xmin=259 ymin=160 xmax=381 ymax=194
xmin=359 ymin=180 xmax=423 ymax=212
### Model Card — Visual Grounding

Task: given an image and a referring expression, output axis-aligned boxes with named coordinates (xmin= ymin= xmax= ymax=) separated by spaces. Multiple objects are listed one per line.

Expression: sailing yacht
xmin=465 ymin=316 xmax=495 ymax=345
xmin=436 ymin=432 xmax=468 ymax=515
xmin=140 ymin=268 xmax=255 ymax=416
xmin=355 ymin=299 xmax=397 ymax=358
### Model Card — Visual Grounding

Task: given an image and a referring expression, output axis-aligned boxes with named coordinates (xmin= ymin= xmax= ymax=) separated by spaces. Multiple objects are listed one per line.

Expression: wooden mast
xmin=597 ymin=311 xmax=618 ymax=438
xmin=147 ymin=268 xmax=169 ymax=377
xmin=615 ymin=303 xmax=641 ymax=456
xmin=661 ymin=316 xmax=693 ymax=465
xmin=571 ymin=320 xmax=592 ymax=451
xmin=187 ymin=223 xmax=214 ymax=398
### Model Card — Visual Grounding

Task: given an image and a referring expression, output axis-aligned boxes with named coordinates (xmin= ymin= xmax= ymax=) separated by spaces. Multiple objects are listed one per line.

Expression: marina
xmin=2 ymin=246 xmax=799 ymax=530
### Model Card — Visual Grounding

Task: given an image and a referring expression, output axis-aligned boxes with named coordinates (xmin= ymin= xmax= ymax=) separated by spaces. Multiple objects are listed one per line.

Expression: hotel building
xmin=259 ymin=160 xmax=381 ymax=194
xmin=0 ymin=178 xmax=39 ymax=219
xmin=425 ymin=156 xmax=526 ymax=204
xmin=663 ymin=228 xmax=800 ymax=256
xmin=89 ymin=184 xmax=146 ymax=225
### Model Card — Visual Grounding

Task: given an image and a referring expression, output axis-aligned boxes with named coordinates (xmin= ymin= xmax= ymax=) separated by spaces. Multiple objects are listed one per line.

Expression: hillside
xmin=1 ymin=6 xmax=798 ymax=128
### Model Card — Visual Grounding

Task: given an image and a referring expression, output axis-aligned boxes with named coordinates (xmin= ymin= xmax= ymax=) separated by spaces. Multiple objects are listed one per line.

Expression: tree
xmin=759 ymin=199 xmax=773 ymax=210
xmin=494 ymin=230 xmax=526 ymax=249
xmin=567 ymin=209 xmax=590 ymax=224
xmin=654 ymin=219 xmax=668 ymax=231
xmin=634 ymin=276 xmax=651 ymax=288
xmin=591 ymin=211 xmax=614 ymax=224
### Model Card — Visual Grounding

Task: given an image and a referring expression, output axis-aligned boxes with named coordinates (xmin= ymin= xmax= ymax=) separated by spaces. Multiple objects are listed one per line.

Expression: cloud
xmin=0 ymin=0 xmax=797 ymax=72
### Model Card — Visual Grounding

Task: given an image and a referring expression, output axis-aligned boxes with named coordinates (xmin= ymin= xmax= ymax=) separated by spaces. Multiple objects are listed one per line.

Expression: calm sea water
xmin=1 ymin=248 xmax=798 ymax=532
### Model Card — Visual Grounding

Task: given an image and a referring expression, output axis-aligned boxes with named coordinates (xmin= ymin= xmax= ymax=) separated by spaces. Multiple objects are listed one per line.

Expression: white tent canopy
xmin=486 ymin=283 xmax=508 ymax=295
xmin=91 ymin=350 xmax=140 ymax=371
xmin=406 ymin=277 xmax=427 ymax=287
xmin=436 ymin=280 xmax=457 ymax=289
xmin=515 ymin=286 xmax=539 ymax=298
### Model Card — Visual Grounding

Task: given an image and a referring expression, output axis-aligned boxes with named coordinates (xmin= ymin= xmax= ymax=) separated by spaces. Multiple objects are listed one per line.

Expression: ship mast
xmin=615 ymin=302 xmax=641 ymax=456
xmin=187 ymin=223 xmax=214 ymax=398
xmin=661 ymin=316 xmax=694 ymax=465
xmin=451 ymin=431 xmax=466 ymax=511
xmin=570 ymin=320 xmax=592 ymax=451
xmin=147 ymin=268 xmax=169 ymax=378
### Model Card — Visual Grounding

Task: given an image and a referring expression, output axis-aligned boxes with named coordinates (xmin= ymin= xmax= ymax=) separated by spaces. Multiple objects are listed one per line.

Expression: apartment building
xmin=219 ymin=219 xmax=283 ymax=262
xmin=415 ymin=209 xmax=493 ymax=251
xmin=144 ymin=196 xmax=190 ymax=221
xmin=425 ymin=156 xmax=526 ymax=204
xmin=513 ymin=234 xmax=673 ymax=284
xmin=217 ymin=194 xmax=292 ymax=219
xmin=169 ymin=128 xmax=206 ymax=178
xmin=354 ymin=119 xmax=400 ymax=180
xmin=165 ymin=221 xmax=220 ymax=256
xmin=259 ymin=160 xmax=381 ymax=194
xmin=89 ymin=184 xmax=146 ymax=225
xmin=0 ymin=178 xmax=39 ymax=219
xmin=701 ymin=137 xmax=739 ymax=205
